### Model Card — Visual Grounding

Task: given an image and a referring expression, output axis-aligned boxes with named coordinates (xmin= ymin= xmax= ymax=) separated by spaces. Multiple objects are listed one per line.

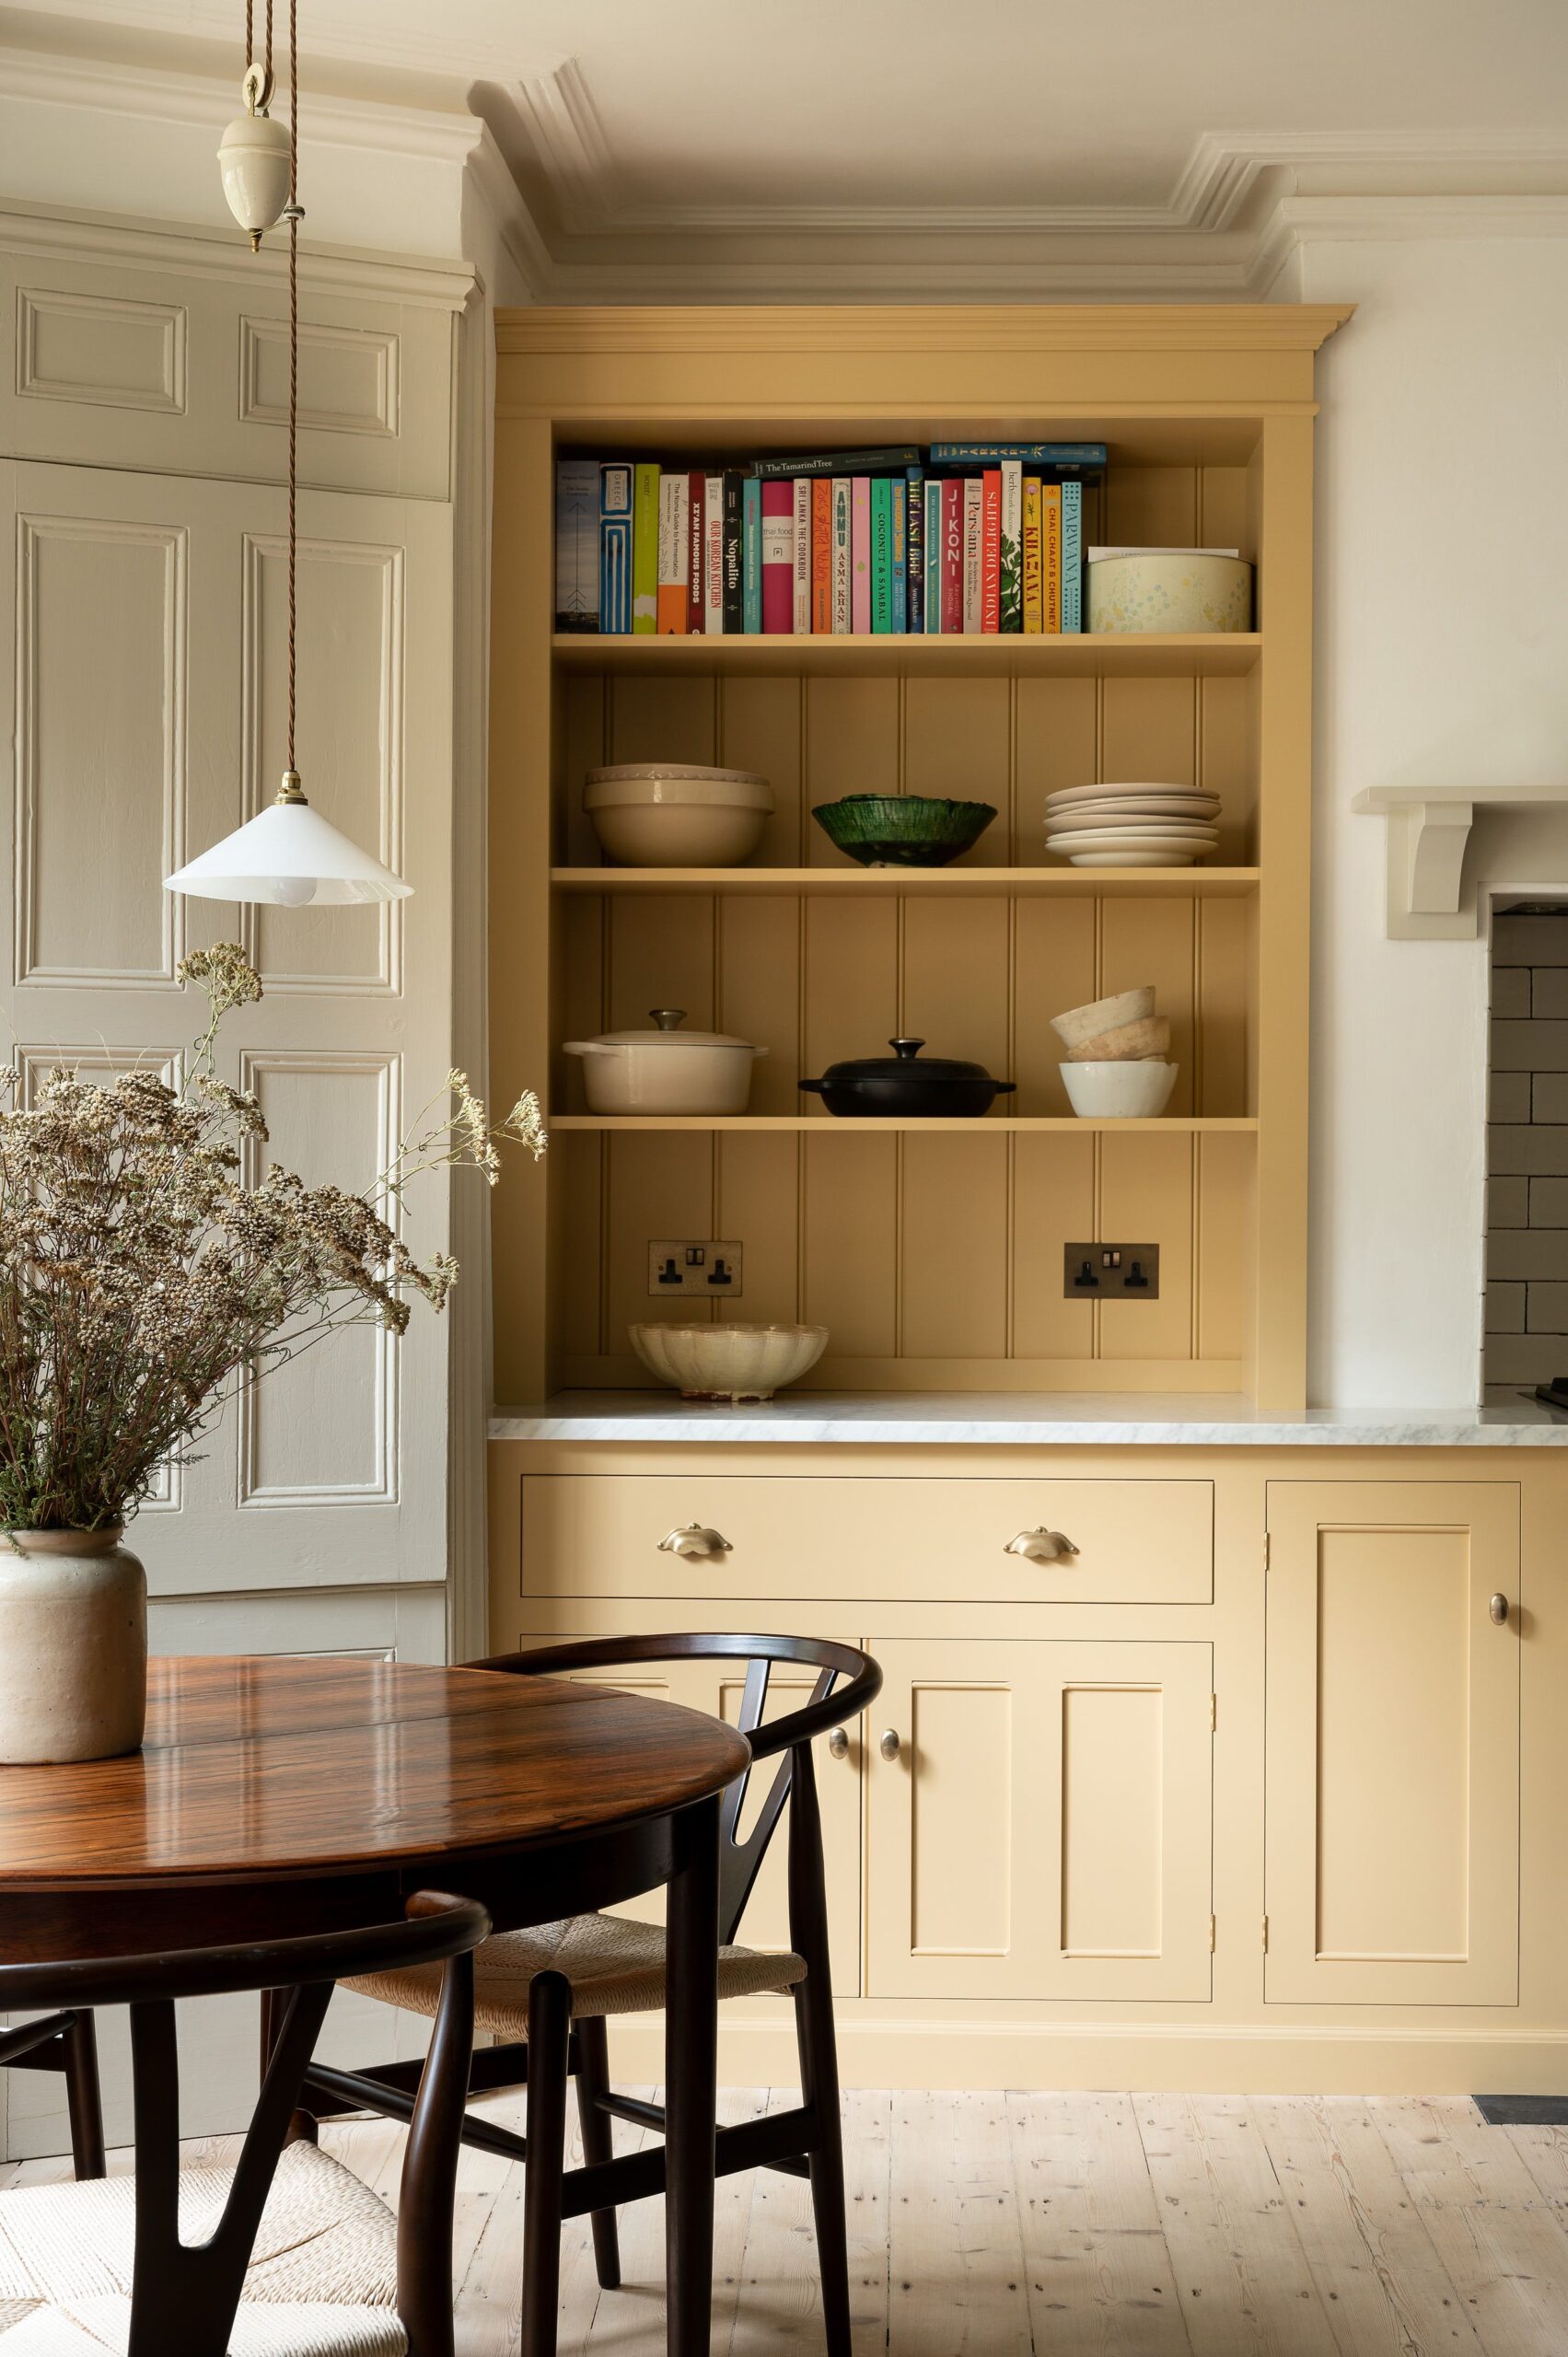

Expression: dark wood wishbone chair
xmin=307 ymin=1631 xmax=882 ymax=2357
xmin=0 ymin=1890 xmax=487 ymax=2357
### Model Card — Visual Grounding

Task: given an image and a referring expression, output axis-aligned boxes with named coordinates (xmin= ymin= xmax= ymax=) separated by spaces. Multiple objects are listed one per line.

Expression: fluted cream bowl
xmin=630 ymin=1322 xmax=829 ymax=1402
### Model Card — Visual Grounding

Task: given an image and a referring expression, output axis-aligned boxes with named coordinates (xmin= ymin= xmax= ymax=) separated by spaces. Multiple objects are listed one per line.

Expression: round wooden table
xmin=0 ymin=1653 xmax=751 ymax=2356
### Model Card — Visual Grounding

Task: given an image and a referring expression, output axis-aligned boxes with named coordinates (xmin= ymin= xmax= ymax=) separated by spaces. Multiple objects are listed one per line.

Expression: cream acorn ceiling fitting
xmin=169 ymin=0 xmax=411 ymax=907
xmin=217 ymin=6 xmax=291 ymax=250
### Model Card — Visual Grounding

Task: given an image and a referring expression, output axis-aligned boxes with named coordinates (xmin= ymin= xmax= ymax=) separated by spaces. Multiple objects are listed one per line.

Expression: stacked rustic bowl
xmin=1044 ymin=782 xmax=1220 ymax=867
xmin=1051 ymin=987 xmax=1178 ymax=1117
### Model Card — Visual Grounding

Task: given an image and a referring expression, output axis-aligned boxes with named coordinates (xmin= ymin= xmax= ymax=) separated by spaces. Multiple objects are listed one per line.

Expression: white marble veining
xmin=490 ymin=1389 xmax=1568 ymax=1447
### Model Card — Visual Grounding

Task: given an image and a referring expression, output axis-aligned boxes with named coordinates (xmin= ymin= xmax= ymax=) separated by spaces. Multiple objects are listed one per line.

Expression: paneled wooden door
xmin=1264 ymin=1480 xmax=1521 ymax=2004
xmin=865 ymin=1638 xmax=1214 ymax=2002
xmin=0 ymin=457 xmax=455 ymax=1650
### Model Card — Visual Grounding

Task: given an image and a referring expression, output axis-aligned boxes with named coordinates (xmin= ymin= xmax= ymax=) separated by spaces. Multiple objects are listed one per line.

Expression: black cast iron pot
xmin=798 ymin=1038 xmax=1016 ymax=1119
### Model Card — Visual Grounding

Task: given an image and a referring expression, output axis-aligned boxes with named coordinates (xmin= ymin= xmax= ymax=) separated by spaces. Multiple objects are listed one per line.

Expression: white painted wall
xmin=1292 ymin=228 xmax=1568 ymax=1406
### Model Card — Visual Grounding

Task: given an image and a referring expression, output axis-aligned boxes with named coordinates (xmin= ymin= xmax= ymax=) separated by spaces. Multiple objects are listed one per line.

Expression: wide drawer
xmin=518 ymin=1474 xmax=1213 ymax=1605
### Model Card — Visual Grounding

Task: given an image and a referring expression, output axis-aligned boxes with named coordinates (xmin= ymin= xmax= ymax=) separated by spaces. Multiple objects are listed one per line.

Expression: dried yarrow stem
xmin=0 ymin=946 xmax=544 ymax=1533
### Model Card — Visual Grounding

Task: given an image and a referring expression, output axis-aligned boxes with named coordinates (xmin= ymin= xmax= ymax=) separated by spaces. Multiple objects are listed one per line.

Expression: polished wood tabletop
xmin=0 ymin=1654 xmax=751 ymax=1887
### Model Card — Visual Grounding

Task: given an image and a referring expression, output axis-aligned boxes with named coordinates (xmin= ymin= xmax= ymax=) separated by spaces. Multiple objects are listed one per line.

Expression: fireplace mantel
xmin=1353 ymin=783 xmax=1568 ymax=939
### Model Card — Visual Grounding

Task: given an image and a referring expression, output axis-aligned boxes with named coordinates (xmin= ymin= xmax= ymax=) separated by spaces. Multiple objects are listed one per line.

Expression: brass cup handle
xmin=656 ymin=1523 xmax=733 ymax=1562
xmin=1004 ymin=1527 xmax=1080 ymax=1564
xmin=879 ymin=1729 xmax=901 ymax=1761
xmin=827 ymin=1727 xmax=849 ymax=1759
xmin=1491 ymin=1592 xmax=1509 ymax=1625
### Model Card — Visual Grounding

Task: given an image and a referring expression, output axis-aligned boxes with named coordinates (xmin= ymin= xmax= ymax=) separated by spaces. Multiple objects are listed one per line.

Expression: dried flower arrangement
xmin=0 ymin=943 xmax=544 ymax=1534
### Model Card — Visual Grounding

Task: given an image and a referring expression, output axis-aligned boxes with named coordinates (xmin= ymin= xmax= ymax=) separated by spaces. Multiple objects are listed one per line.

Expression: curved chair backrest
xmin=474 ymin=1633 xmax=882 ymax=1945
xmin=0 ymin=1892 xmax=489 ymax=2357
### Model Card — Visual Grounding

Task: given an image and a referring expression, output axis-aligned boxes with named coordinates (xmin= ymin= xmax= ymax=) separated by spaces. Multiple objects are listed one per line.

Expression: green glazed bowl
xmin=812 ymin=794 xmax=997 ymax=868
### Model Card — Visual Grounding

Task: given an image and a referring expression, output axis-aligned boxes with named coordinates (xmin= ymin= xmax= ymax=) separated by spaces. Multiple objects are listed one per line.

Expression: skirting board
xmin=598 ymin=2017 xmax=1568 ymax=2099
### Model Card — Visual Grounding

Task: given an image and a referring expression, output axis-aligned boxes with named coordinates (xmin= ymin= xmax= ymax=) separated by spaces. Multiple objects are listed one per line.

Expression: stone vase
xmin=0 ymin=1527 xmax=147 ymax=1763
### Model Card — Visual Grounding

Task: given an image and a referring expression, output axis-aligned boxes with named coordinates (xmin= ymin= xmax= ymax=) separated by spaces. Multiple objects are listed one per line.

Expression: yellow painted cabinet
xmin=1264 ymin=1481 xmax=1521 ymax=2005
xmin=543 ymin=1641 xmax=863 ymax=1998
xmin=865 ymin=1639 xmax=1214 ymax=2003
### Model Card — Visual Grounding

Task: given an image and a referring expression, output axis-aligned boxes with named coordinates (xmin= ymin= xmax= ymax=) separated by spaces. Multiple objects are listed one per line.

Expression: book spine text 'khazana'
xmin=555 ymin=459 xmax=598 ymax=633
xmin=632 ymin=462 xmax=659 ymax=633
xmin=1022 ymin=476 xmax=1042 ymax=635
xmin=598 ymin=461 xmax=633 ymax=635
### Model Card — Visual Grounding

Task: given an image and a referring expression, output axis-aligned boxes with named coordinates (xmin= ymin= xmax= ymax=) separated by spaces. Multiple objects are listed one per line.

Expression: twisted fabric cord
xmin=286 ymin=0 xmax=297 ymax=772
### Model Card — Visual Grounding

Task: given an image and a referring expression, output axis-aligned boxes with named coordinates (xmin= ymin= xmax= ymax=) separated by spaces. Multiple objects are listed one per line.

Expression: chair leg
xmin=63 ymin=2013 xmax=105 ymax=2182
xmin=521 ymin=1971 xmax=572 ymax=2357
xmin=572 ymin=2014 xmax=621 ymax=2292
xmin=795 ymin=1972 xmax=852 ymax=2357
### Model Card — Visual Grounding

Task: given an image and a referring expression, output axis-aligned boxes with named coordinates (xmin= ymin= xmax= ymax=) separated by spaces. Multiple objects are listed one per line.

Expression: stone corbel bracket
xmin=1353 ymin=784 xmax=1568 ymax=940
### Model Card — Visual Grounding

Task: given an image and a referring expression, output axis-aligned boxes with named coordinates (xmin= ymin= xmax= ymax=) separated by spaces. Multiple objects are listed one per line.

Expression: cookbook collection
xmin=553 ymin=442 xmax=1107 ymax=638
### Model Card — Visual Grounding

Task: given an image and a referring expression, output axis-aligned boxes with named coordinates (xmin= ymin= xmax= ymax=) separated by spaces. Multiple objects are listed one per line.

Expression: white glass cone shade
xmin=218 ymin=111 xmax=292 ymax=238
xmin=165 ymin=800 xmax=412 ymax=906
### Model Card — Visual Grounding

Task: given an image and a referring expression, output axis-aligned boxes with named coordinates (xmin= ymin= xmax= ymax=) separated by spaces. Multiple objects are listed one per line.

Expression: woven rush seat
xmin=0 ymin=2142 xmax=405 ymax=2356
xmin=347 ymin=1911 xmax=806 ymax=2036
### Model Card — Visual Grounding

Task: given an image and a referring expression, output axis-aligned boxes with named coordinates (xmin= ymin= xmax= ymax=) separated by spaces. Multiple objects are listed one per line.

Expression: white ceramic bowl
xmin=629 ymin=1322 xmax=830 ymax=1401
xmin=1061 ymin=1060 xmax=1179 ymax=1118
xmin=1050 ymin=987 xmax=1156 ymax=1051
xmin=1087 ymin=552 xmax=1252 ymax=635
xmin=563 ymin=1009 xmax=764 ymax=1114
xmin=584 ymin=765 xmax=773 ymax=867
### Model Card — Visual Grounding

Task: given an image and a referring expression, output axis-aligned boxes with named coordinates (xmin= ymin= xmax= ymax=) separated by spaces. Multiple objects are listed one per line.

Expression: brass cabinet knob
xmin=1491 ymin=1592 xmax=1509 ymax=1625
xmin=656 ymin=1523 xmax=733 ymax=1561
xmin=879 ymin=1728 xmax=901 ymax=1761
xmin=1004 ymin=1527 xmax=1080 ymax=1563
xmin=827 ymin=1727 xmax=849 ymax=1759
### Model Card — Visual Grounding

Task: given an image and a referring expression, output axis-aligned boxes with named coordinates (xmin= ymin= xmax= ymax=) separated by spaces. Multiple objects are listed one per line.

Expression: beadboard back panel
xmin=552 ymin=650 xmax=1258 ymax=1391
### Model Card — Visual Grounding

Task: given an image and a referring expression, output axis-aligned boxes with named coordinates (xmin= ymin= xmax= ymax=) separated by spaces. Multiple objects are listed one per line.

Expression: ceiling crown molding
xmin=0 ymin=41 xmax=484 ymax=163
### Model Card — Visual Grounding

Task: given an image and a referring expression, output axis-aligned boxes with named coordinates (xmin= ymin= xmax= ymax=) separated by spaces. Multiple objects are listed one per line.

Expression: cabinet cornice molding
xmin=0 ymin=200 xmax=476 ymax=312
xmin=495 ymin=302 xmax=1355 ymax=361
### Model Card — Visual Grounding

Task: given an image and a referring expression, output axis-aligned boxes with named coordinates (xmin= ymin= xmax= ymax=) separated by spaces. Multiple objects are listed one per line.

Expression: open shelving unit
xmin=490 ymin=304 xmax=1350 ymax=1408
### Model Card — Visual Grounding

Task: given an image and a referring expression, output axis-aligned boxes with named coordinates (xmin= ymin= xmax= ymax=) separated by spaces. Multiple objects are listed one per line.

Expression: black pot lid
xmin=815 ymin=1038 xmax=1003 ymax=1083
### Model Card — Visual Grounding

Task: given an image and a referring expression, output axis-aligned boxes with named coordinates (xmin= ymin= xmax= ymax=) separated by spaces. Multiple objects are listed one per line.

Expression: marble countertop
xmin=490 ymin=1390 xmax=1568 ymax=1447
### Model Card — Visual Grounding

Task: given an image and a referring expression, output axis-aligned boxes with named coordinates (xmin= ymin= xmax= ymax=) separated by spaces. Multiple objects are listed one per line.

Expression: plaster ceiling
xmin=6 ymin=0 xmax=1568 ymax=290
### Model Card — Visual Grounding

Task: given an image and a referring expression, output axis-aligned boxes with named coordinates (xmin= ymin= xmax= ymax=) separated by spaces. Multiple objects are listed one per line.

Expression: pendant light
xmin=168 ymin=0 xmax=412 ymax=911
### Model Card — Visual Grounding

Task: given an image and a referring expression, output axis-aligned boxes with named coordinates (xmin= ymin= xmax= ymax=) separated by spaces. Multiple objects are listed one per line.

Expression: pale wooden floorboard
xmin=1135 ymin=2090 xmax=1342 ymax=2354
xmin=24 ymin=2088 xmax=1568 ymax=2351
xmin=1010 ymin=2087 xmax=1192 ymax=2354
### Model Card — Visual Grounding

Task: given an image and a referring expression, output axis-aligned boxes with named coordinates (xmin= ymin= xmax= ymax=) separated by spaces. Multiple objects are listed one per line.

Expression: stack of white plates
xmin=1044 ymin=782 xmax=1221 ymax=868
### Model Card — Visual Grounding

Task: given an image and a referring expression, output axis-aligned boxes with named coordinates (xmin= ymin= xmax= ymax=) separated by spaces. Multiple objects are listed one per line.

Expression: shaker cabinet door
xmin=1264 ymin=1481 xmax=1520 ymax=2005
xmin=865 ymin=1638 xmax=1214 ymax=2003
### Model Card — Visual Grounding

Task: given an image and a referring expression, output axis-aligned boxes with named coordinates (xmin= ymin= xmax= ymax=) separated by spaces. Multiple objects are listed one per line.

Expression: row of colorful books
xmin=553 ymin=442 xmax=1106 ymax=637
